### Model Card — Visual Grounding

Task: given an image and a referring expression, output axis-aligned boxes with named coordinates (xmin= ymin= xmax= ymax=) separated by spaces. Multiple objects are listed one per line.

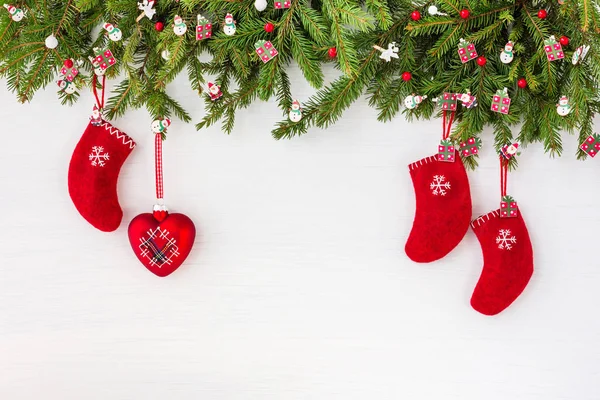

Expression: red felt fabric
xmin=405 ymin=152 xmax=472 ymax=263
xmin=470 ymin=210 xmax=533 ymax=315
xmin=68 ymin=121 xmax=135 ymax=232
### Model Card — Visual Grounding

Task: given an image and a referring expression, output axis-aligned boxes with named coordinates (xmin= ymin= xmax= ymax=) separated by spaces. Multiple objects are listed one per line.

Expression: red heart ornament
xmin=128 ymin=212 xmax=196 ymax=277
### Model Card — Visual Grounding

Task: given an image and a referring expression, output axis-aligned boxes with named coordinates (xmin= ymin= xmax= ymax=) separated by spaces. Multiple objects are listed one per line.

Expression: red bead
xmin=155 ymin=21 xmax=164 ymax=32
xmin=411 ymin=10 xmax=421 ymax=21
xmin=559 ymin=35 xmax=569 ymax=46
xmin=476 ymin=56 xmax=487 ymax=66
xmin=264 ymin=22 xmax=274 ymax=33
xmin=517 ymin=78 xmax=527 ymax=88
xmin=63 ymin=59 xmax=74 ymax=68
xmin=328 ymin=47 xmax=337 ymax=58
xmin=537 ymin=9 xmax=547 ymax=19
xmin=401 ymin=71 xmax=412 ymax=81
xmin=459 ymin=9 xmax=470 ymax=19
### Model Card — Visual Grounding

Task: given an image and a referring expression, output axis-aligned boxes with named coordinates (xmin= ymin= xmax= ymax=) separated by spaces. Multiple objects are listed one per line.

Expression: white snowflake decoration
xmin=496 ymin=229 xmax=517 ymax=250
xmin=89 ymin=146 xmax=109 ymax=167
xmin=430 ymin=175 xmax=451 ymax=196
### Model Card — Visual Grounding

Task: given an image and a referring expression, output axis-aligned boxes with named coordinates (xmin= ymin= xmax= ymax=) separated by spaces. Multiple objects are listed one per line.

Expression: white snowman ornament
xmin=173 ymin=15 xmax=187 ymax=36
xmin=223 ymin=13 xmax=236 ymax=36
xmin=556 ymin=95 xmax=571 ymax=116
xmin=254 ymin=0 xmax=267 ymax=11
xmin=152 ymin=118 xmax=171 ymax=134
xmin=103 ymin=23 xmax=122 ymax=42
xmin=500 ymin=41 xmax=514 ymax=64
xmin=3 ymin=4 xmax=24 ymax=21
xmin=404 ymin=94 xmax=427 ymax=110
xmin=289 ymin=100 xmax=303 ymax=122
xmin=57 ymin=79 xmax=76 ymax=94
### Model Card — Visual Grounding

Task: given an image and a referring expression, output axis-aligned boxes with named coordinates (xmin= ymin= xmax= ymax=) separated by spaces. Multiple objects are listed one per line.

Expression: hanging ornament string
xmin=92 ymin=74 xmax=106 ymax=109
xmin=155 ymin=132 xmax=164 ymax=202
xmin=500 ymin=156 xmax=509 ymax=198
xmin=442 ymin=109 xmax=455 ymax=140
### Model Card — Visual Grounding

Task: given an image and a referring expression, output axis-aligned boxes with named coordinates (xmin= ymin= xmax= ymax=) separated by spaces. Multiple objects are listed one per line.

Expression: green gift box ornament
xmin=438 ymin=140 xmax=455 ymax=162
xmin=255 ymin=40 xmax=278 ymax=63
xmin=491 ymin=87 xmax=511 ymax=114
xmin=500 ymin=195 xmax=518 ymax=218
xmin=544 ymin=36 xmax=564 ymax=62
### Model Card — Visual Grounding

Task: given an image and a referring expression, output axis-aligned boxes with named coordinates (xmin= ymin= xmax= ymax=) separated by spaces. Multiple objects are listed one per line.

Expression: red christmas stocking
xmin=470 ymin=156 xmax=533 ymax=315
xmin=68 ymin=76 xmax=136 ymax=232
xmin=405 ymin=110 xmax=472 ymax=262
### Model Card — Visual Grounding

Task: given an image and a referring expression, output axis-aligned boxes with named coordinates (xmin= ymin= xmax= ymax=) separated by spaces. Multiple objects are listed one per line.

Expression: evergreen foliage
xmin=1 ymin=0 xmax=599 ymax=162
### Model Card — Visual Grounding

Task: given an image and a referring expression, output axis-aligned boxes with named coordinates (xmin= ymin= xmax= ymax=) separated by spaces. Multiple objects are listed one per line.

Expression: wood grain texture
xmin=0 ymin=67 xmax=599 ymax=400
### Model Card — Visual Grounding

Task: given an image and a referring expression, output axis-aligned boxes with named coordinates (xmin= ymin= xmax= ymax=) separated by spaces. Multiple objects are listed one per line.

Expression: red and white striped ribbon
xmin=155 ymin=133 xmax=164 ymax=201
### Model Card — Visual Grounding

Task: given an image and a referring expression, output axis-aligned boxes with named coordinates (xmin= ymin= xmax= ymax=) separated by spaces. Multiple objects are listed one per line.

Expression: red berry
xmin=401 ymin=71 xmax=412 ymax=81
xmin=537 ymin=9 xmax=547 ymax=19
xmin=559 ymin=35 xmax=569 ymax=46
xmin=155 ymin=21 xmax=164 ymax=32
xmin=264 ymin=22 xmax=274 ymax=33
xmin=517 ymin=78 xmax=527 ymax=88
xmin=411 ymin=10 xmax=421 ymax=21
xmin=328 ymin=47 xmax=337 ymax=58
xmin=476 ymin=56 xmax=487 ymax=66
xmin=64 ymin=59 xmax=74 ymax=68
xmin=459 ymin=9 xmax=470 ymax=19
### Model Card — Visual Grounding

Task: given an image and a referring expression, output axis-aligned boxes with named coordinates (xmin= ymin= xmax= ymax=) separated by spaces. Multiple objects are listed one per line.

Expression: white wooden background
xmin=1 ymin=66 xmax=599 ymax=400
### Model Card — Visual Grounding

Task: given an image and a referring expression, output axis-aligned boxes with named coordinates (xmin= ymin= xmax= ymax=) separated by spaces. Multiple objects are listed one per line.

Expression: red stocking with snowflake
xmin=405 ymin=108 xmax=472 ymax=262
xmin=68 ymin=76 xmax=136 ymax=231
xmin=470 ymin=155 xmax=534 ymax=315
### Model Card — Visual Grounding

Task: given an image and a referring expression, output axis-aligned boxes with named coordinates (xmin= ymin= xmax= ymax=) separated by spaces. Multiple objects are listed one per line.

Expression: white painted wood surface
xmin=1 ymin=67 xmax=599 ymax=400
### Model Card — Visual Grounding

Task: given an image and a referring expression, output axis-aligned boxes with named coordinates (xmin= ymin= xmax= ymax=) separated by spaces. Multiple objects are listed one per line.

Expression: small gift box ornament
xmin=438 ymin=92 xmax=458 ymax=111
xmin=60 ymin=60 xmax=78 ymax=82
xmin=196 ymin=14 xmax=212 ymax=40
xmin=457 ymin=38 xmax=478 ymax=63
xmin=274 ymin=0 xmax=291 ymax=9
xmin=491 ymin=87 xmax=511 ymax=114
xmin=459 ymin=137 xmax=482 ymax=157
xmin=255 ymin=40 xmax=278 ymax=63
xmin=580 ymin=133 xmax=600 ymax=157
xmin=500 ymin=195 xmax=518 ymax=218
xmin=500 ymin=142 xmax=519 ymax=160
xmin=438 ymin=140 xmax=455 ymax=162
xmin=93 ymin=48 xmax=116 ymax=72
xmin=544 ymin=36 xmax=564 ymax=62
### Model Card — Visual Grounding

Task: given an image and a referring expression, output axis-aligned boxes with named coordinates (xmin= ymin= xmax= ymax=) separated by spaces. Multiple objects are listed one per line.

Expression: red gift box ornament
xmin=544 ymin=35 xmax=564 ymax=62
xmin=60 ymin=60 xmax=79 ymax=82
xmin=437 ymin=92 xmax=458 ymax=111
xmin=457 ymin=38 xmax=478 ymax=63
xmin=459 ymin=137 xmax=482 ymax=157
xmin=438 ymin=139 xmax=455 ymax=162
xmin=491 ymin=87 xmax=511 ymax=114
xmin=255 ymin=40 xmax=278 ymax=63
xmin=580 ymin=133 xmax=600 ymax=158
xmin=196 ymin=14 xmax=212 ymax=40
xmin=274 ymin=0 xmax=291 ymax=9
xmin=500 ymin=195 xmax=518 ymax=218
xmin=93 ymin=47 xmax=116 ymax=72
